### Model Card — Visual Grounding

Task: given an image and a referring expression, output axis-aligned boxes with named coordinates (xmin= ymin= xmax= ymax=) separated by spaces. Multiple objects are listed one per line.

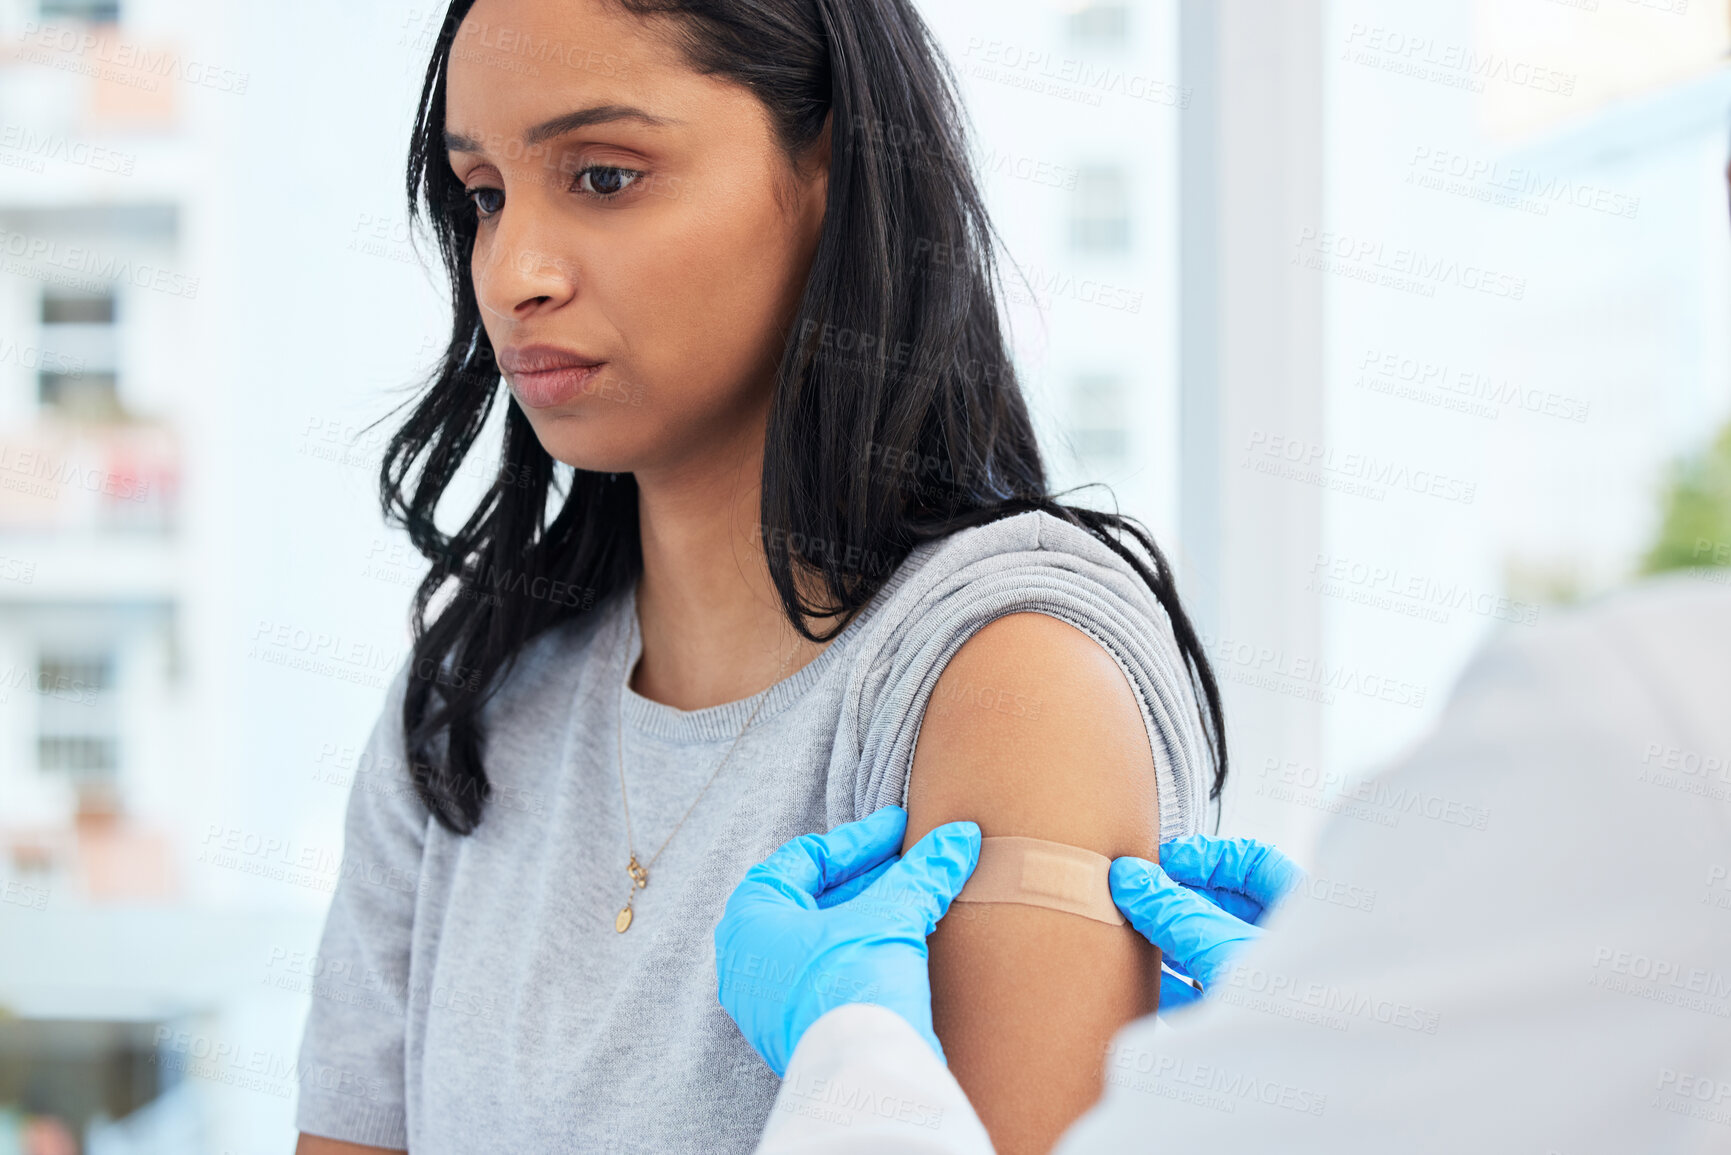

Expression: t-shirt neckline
xmin=611 ymin=575 xmax=871 ymax=745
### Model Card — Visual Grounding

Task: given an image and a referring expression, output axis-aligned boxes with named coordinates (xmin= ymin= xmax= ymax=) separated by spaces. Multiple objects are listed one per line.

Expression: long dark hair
xmin=376 ymin=0 xmax=1227 ymax=835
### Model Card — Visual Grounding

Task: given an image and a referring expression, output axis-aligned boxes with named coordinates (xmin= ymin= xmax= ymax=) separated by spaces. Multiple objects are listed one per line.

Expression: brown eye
xmin=466 ymin=186 xmax=505 ymax=218
xmin=571 ymin=165 xmax=641 ymax=199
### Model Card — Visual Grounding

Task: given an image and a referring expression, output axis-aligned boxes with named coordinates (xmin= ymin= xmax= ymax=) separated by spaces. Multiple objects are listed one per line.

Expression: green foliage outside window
xmin=1642 ymin=420 xmax=1731 ymax=574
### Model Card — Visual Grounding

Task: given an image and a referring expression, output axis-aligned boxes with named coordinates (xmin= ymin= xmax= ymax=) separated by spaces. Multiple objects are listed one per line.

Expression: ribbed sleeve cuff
xmin=295 ymin=1089 xmax=409 ymax=1150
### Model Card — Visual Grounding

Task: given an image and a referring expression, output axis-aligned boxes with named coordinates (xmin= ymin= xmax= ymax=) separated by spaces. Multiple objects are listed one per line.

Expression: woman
xmin=293 ymin=0 xmax=1226 ymax=1152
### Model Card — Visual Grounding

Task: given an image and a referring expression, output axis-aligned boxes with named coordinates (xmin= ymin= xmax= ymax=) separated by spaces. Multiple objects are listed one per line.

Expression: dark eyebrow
xmin=443 ymin=105 xmax=681 ymax=153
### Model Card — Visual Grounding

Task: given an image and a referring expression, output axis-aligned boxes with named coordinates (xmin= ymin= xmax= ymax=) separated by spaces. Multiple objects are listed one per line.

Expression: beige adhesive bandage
xmin=951 ymin=835 xmax=1125 ymax=926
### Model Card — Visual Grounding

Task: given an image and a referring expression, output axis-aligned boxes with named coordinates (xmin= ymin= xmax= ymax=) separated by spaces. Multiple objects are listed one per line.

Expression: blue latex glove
xmin=714 ymin=805 xmax=981 ymax=1076
xmin=1111 ymin=835 xmax=1304 ymax=1011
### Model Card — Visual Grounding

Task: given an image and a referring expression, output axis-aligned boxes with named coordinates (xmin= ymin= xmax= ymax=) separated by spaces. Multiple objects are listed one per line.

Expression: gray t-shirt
xmin=291 ymin=508 xmax=1212 ymax=1152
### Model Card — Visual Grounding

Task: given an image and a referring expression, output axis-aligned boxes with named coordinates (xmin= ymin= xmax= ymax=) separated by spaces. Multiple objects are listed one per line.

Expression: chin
xmin=525 ymin=422 xmax=645 ymax=476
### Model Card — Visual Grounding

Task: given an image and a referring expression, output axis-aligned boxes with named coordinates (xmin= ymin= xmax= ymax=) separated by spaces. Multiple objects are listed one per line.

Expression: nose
xmin=472 ymin=201 xmax=579 ymax=321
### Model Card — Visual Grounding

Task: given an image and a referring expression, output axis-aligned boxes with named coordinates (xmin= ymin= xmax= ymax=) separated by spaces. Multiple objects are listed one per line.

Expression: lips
xmin=498 ymin=343 xmax=604 ymax=375
xmin=499 ymin=343 xmax=610 ymax=409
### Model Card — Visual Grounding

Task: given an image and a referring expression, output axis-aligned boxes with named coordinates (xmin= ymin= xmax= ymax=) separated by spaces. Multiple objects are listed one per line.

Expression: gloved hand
xmin=714 ymin=804 xmax=980 ymax=1076
xmin=1110 ymin=835 xmax=1304 ymax=1011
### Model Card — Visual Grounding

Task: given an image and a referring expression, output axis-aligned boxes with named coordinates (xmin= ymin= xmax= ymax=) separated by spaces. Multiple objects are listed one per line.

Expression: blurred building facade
xmin=0 ymin=0 xmax=249 ymax=1150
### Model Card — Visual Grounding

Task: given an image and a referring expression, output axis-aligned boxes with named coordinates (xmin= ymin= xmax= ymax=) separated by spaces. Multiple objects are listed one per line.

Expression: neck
xmin=628 ymin=410 xmax=836 ymax=711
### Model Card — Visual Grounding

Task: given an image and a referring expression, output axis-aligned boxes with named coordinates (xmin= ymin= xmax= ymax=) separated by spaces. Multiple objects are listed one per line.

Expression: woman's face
xmin=445 ymin=0 xmax=829 ymax=476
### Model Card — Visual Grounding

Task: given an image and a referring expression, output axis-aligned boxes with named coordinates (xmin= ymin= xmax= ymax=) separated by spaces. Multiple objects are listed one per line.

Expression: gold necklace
xmin=613 ymin=604 xmax=795 ymax=933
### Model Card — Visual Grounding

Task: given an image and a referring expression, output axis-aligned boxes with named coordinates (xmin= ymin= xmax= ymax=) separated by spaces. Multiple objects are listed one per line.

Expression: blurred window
xmin=40 ymin=287 xmax=122 ymax=422
xmin=1070 ymin=166 xmax=1131 ymax=253
xmin=40 ymin=0 xmax=121 ymax=20
xmin=1070 ymin=373 xmax=1129 ymax=473
xmin=1066 ymin=2 xmax=1129 ymax=50
xmin=36 ymin=650 xmax=120 ymax=779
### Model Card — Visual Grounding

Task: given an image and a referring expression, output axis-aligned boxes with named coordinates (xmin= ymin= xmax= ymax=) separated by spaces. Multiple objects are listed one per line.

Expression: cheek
xmin=610 ymin=190 xmax=810 ymax=415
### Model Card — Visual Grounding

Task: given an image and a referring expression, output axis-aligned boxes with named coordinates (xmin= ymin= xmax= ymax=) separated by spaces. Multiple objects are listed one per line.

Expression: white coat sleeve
xmin=753 ymin=1003 xmax=996 ymax=1155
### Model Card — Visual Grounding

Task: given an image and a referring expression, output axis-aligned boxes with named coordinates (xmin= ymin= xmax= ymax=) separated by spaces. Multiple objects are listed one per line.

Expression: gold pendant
xmin=627 ymin=854 xmax=648 ymax=889
xmin=615 ymin=905 xmax=633 ymax=933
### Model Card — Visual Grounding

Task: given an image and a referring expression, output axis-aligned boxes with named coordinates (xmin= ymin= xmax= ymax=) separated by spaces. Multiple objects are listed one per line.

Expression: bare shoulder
xmin=905 ymin=610 xmax=1159 ymax=857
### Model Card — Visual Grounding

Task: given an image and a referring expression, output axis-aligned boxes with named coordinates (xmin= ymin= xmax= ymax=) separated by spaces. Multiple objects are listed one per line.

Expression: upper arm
xmin=292 ymin=664 xmax=422 ymax=1149
xmin=901 ymin=611 xmax=1162 ymax=1155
